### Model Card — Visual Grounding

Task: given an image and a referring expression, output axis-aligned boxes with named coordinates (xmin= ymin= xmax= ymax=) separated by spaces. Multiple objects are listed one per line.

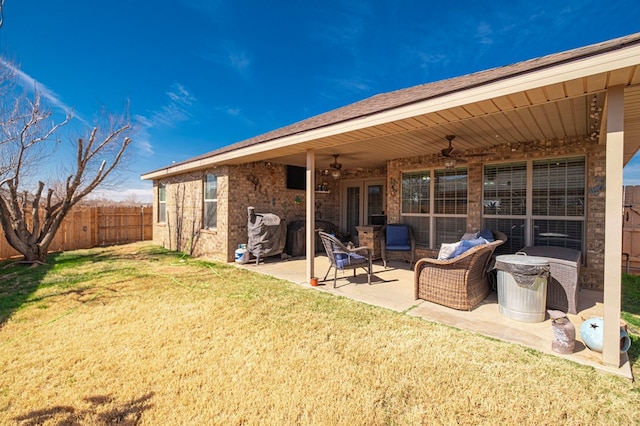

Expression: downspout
xmin=603 ymin=85 xmax=625 ymax=367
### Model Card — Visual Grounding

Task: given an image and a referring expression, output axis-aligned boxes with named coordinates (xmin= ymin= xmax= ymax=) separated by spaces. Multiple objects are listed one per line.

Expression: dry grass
xmin=1 ymin=242 xmax=639 ymax=425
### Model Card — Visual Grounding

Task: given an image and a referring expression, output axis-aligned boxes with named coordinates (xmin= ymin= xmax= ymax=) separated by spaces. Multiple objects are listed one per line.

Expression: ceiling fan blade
xmin=441 ymin=146 xmax=455 ymax=157
xmin=449 ymin=147 xmax=465 ymax=157
xmin=458 ymin=151 xmax=496 ymax=158
xmin=449 ymin=156 xmax=468 ymax=163
xmin=440 ymin=134 xmax=495 ymax=159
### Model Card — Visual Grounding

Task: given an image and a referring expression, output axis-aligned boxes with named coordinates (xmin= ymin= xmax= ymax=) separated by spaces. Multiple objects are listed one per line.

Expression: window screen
xmin=483 ymin=157 xmax=586 ymax=253
xmin=204 ymin=174 xmax=217 ymax=229
xmin=158 ymin=183 xmax=166 ymax=223
xmin=483 ymin=162 xmax=526 ymax=216
xmin=532 ymin=158 xmax=585 ymax=217
xmin=434 ymin=168 xmax=467 ymax=215
xmin=401 ymin=171 xmax=430 ymax=214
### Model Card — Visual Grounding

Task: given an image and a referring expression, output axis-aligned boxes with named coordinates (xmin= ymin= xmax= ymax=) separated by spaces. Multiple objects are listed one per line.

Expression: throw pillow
xmin=478 ymin=228 xmax=495 ymax=242
xmin=452 ymin=237 xmax=488 ymax=258
xmin=438 ymin=242 xmax=461 ymax=260
xmin=461 ymin=232 xmax=479 ymax=240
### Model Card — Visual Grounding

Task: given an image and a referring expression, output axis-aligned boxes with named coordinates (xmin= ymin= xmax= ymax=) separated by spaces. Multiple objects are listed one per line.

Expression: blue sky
xmin=1 ymin=1 xmax=640 ymax=202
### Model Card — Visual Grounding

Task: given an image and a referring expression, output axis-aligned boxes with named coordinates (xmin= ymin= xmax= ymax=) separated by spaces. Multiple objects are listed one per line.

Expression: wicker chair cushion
xmin=335 ymin=252 xmax=368 ymax=269
xmin=387 ymin=243 xmax=412 ymax=250
xmin=385 ymin=225 xmax=411 ymax=250
xmin=452 ymin=237 xmax=488 ymax=258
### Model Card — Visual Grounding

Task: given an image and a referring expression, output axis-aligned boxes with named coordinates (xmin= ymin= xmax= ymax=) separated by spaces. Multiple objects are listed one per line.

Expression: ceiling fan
xmin=440 ymin=135 xmax=466 ymax=168
xmin=318 ymin=154 xmax=344 ymax=179
xmin=441 ymin=135 xmax=463 ymax=158
xmin=321 ymin=154 xmax=364 ymax=179
xmin=329 ymin=154 xmax=342 ymax=171
xmin=440 ymin=135 xmax=494 ymax=168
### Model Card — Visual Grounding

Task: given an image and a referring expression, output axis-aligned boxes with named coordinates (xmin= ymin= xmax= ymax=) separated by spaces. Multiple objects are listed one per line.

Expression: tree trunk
xmin=0 ymin=222 xmax=49 ymax=263
xmin=21 ymin=242 xmax=47 ymax=263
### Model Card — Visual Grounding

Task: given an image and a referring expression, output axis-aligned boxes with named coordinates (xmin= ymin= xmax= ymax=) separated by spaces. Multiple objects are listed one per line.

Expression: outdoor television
xmin=286 ymin=165 xmax=306 ymax=190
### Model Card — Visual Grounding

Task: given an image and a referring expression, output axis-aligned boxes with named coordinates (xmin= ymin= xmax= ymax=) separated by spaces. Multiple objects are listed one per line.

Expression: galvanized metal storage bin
xmin=496 ymin=254 xmax=550 ymax=323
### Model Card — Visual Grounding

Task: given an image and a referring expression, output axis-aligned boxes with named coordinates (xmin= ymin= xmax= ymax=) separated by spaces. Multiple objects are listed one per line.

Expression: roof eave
xmin=141 ymin=37 xmax=640 ymax=181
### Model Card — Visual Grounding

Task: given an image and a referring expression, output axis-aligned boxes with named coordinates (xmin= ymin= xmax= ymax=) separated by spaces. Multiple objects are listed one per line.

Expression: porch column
xmin=603 ymin=85 xmax=624 ymax=367
xmin=306 ymin=150 xmax=316 ymax=282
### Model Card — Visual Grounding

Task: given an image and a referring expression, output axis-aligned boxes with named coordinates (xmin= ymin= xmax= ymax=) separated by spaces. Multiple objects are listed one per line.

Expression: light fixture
xmin=443 ymin=158 xmax=457 ymax=169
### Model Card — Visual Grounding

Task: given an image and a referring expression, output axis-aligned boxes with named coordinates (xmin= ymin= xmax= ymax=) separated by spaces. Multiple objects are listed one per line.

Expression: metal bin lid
xmin=495 ymin=254 xmax=549 ymax=266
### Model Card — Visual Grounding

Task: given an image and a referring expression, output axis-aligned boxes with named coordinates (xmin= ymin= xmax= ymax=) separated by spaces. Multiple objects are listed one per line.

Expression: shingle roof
xmin=148 ymin=32 xmax=640 ymax=174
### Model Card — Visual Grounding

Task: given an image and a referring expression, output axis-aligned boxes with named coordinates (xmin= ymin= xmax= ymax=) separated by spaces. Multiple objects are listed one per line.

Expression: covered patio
xmin=235 ymin=255 xmax=632 ymax=380
xmin=144 ymin=33 xmax=640 ymax=375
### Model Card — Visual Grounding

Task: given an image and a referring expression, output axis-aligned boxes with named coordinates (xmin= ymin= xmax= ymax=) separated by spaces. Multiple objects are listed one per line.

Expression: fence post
xmin=94 ymin=207 xmax=99 ymax=247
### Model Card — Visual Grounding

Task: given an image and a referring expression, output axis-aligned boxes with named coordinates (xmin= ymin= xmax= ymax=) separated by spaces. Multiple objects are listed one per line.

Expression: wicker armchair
xmin=380 ymin=224 xmax=416 ymax=268
xmin=414 ymin=231 xmax=507 ymax=311
xmin=319 ymin=231 xmax=372 ymax=288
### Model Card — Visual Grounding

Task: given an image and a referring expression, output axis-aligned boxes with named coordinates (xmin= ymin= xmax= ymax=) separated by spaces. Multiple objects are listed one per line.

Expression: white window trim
xmin=204 ymin=174 xmax=218 ymax=230
xmin=158 ymin=183 xmax=166 ymax=224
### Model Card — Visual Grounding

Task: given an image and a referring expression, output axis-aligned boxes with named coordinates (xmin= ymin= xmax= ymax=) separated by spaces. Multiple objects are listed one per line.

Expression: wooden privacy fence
xmin=623 ymin=185 xmax=640 ymax=273
xmin=0 ymin=206 xmax=153 ymax=260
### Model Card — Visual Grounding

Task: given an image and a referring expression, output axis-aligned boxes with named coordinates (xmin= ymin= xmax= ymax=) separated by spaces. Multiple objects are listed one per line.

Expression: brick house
xmin=142 ymin=33 xmax=640 ymax=366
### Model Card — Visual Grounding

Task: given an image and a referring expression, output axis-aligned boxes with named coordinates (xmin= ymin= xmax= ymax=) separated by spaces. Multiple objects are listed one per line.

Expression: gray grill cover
xmin=247 ymin=207 xmax=287 ymax=260
xmin=285 ymin=220 xmax=339 ymax=257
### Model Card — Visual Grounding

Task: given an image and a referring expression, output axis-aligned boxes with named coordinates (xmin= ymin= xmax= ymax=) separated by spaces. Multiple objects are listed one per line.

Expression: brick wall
xmin=152 ymin=137 xmax=609 ymax=289
xmin=387 ymin=136 xmax=606 ymax=290
xmin=153 ymin=168 xmax=230 ymax=262
xmin=152 ymin=161 xmax=345 ymax=263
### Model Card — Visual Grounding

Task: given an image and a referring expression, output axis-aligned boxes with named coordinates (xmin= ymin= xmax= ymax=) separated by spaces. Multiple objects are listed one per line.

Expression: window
xmin=483 ymin=162 xmax=526 ymax=254
xmin=434 ymin=169 xmax=468 ymax=247
xmin=158 ymin=183 xmax=166 ymax=223
xmin=401 ymin=171 xmax=430 ymax=214
xmin=204 ymin=173 xmax=217 ymax=229
xmin=532 ymin=157 xmax=585 ymax=251
xmin=483 ymin=157 xmax=585 ymax=255
xmin=401 ymin=170 xmax=430 ymax=246
xmin=401 ymin=168 xmax=468 ymax=247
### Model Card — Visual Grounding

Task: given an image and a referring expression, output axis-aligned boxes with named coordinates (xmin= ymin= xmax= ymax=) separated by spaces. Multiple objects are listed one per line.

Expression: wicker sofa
xmin=414 ymin=231 xmax=507 ymax=311
xmin=517 ymin=246 xmax=581 ymax=314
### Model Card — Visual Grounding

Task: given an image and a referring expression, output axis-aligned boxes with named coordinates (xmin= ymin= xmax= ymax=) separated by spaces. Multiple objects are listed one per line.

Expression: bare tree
xmin=0 ymin=66 xmax=132 ymax=263
xmin=122 ymin=192 xmax=140 ymax=205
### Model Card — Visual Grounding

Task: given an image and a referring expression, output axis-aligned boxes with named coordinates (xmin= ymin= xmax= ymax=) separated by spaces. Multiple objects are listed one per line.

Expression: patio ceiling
xmin=231 ymin=77 xmax=640 ymax=171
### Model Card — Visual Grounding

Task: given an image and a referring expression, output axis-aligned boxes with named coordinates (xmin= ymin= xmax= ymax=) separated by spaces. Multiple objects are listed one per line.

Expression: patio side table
xmin=356 ymin=225 xmax=382 ymax=260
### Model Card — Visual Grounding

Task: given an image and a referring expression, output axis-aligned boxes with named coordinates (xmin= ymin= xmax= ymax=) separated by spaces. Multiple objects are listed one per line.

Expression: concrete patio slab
xmin=235 ymin=254 xmax=633 ymax=380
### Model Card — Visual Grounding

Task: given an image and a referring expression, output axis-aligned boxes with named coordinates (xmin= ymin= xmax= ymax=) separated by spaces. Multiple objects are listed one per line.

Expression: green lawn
xmin=1 ymin=242 xmax=639 ymax=425
xmin=622 ymin=273 xmax=640 ymax=369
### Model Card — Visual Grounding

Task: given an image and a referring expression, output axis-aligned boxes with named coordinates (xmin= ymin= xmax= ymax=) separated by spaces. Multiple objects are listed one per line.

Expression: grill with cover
xmin=247 ymin=207 xmax=287 ymax=264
